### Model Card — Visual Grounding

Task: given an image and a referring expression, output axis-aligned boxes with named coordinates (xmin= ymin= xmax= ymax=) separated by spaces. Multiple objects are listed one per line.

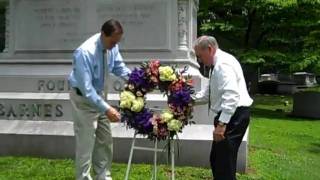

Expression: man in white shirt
xmin=192 ymin=36 xmax=253 ymax=180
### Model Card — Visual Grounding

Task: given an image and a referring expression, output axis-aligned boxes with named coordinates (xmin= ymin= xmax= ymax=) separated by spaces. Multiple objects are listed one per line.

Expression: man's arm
xmin=73 ymin=50 xmax=111 ymax=113
xmin=192 ymin=79 xmax=210 ymax=105
xmin=213 ymin=63 xmax=240 ymax=142
xmin=216 ymin=63 xmax=240 ymax=124
xmin=112 ymin=45 xmax=131 ymax=80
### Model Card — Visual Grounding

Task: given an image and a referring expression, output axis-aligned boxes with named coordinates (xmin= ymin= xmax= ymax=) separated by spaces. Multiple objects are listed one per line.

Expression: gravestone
xmin=259 ymin=73 xmax=278 ymax=82
xmin=277 ymin=72 xmax=318 ymax=94
xmin=258 ymin=74 xmax=279 ymax=94
xmin=292 ymin=91 xmax=320 ymax=119
xmin=293 ymin=72 xmax=317 ymax=87
xmin=0 ymin=0 xmax=249 ymax=173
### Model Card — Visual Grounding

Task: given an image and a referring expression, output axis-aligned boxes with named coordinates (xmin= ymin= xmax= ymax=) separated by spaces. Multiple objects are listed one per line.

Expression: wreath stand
xmin=124 ymin=131 xmax=175 ymax=180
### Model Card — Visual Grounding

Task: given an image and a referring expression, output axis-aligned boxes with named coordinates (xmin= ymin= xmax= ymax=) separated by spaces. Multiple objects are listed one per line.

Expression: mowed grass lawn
xmin=0 ymin=95 xmax=319 ymax=180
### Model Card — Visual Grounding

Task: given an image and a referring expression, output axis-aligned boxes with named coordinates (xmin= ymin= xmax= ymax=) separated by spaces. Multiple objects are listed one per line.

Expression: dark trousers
xmin=210 ymin=107 xmax=250 ymax=180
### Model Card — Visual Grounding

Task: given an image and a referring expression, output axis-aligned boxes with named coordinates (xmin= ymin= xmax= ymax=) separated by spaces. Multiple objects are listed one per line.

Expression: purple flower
xmin=133 ymin=108 xmax=153 ymax=134
xmin=128 ymin=68 xmax=154 ymax=91
xmin=128 ymin=68 xmax=146 ymax=86
xmin=168 ymin=88 xmax=192 ymax=108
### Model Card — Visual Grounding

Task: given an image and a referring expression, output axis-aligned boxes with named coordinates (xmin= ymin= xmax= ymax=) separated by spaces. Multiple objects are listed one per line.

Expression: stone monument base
xmin=0 ymin=120 xmax=249 ymax=173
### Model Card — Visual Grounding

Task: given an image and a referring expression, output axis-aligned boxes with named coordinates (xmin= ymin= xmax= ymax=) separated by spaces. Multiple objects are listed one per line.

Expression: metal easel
xmin=124 ymin=131 xmax=175 ymax=180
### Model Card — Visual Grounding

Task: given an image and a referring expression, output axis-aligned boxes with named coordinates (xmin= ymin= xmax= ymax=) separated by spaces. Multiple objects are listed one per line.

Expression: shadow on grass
xmin=308 ymin=143 xmax=320 ymax=154
xmin=251 ymin=107 xmax=315 ymax=121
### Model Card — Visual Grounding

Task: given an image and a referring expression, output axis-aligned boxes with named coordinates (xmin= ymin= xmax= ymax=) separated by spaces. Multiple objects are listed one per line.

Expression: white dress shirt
xmin=194 ymin=49 xmax=253 ymax=124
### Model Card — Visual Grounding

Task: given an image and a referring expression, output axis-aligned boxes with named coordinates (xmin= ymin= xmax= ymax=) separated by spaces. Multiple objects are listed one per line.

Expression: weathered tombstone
xmin=259 ymin=73 xmax=278 ymax=81
xmin=293 ymin=72 xmax=317 ymax=87
xmin=258 ymin=74 xmax=279 ymax=94
xmin=277 ymin=73 xmax=318 ymax=94
xmin=0 ymin=0 xmax=249 ymax=173
xmin=292 ymin=91 xmax=320 ymax=119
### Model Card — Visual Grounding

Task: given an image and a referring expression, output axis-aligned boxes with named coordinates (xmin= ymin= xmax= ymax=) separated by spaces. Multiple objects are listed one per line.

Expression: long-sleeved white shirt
xmin=193 ymin=49 xmax=253 ymax=124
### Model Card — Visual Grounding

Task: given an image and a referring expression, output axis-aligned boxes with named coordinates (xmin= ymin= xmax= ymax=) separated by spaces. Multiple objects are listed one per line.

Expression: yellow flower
xmin=131 ymin=97 xmax=144 ymax=112
xmin=167 ymin=119 xmax=182 ymax=132
xmin=169 ymin=74 xmax=177 ymax=81
xmin=159 ymin=66 xmax=177 ymax=81
xmin=120 ymin=91 xmax=136 ymax=109
xmin=120 ymin=100 xmax=132 ymax=109
xmin=120 ymin=91 xmax=136 ymax=102
xmin=161 ymin=110 xmax=174 ymax=123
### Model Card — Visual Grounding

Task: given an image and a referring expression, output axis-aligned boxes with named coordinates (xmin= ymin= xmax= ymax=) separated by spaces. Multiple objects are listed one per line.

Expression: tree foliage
xmin=198 ymin=0 xmax=320 ymax=74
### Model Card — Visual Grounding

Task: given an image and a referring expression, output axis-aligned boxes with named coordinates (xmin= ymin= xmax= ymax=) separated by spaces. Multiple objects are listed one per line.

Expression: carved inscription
xmin=0 ymin=103 xmax=63 ymax=120
xmin=96 ymin=1 xmax=168 ymax=49
xmin=97 ymin=4 xmax=155 ymax=27
xmin=34 ymin=7 xmax=82 ymax=44
xmin=37 ymin=79 xmax=70 ymax=92
xmin=14 ymin=0 xmax=170 ymax=51
xmin=15 ymin=0 xmax=84 ymax=50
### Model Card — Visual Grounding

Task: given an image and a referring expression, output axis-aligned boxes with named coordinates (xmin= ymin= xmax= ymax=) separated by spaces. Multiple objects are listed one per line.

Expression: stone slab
xmin=0 ymin=93 xmax=71 ymax=121
xmin=11 ymin=0 xmax=175 ymax=52
xmin=292 ymin=92 xmax=320 ymax=119
xmin=0 ymin=75 xmax=126 ymax=93
xmin=0 ymin=75 xmax=71 ymax=93
xmin=0 ymin=92 xmax=210 ymax=124
xmin=0 ymin=120 xmax=248 ymax=172
xmin=0 ymin=67 xmax=202 ymax=93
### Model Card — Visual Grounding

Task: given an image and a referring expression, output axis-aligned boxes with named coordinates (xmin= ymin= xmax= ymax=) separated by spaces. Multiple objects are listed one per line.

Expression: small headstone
xmin=292 ymin=91 xmax=320 ymax=119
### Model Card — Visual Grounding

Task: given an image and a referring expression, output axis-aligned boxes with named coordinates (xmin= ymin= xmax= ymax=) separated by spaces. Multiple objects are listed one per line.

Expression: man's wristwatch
xmin=217 ymin=121 xmax=227 ymax=127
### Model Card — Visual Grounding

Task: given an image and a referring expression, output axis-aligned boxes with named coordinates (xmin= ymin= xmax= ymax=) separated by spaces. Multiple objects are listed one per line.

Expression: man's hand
xmin=213 ymin=124 xmax=226 ymax=142
xmin=105 ymin=107 xmax=121 ymax=122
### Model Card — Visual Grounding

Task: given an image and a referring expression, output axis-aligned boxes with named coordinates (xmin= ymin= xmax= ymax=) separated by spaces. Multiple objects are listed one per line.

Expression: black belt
xmin=73 ymin=87 xmax=102 ymax=96
xmin=213 ymin=106 xmax=250 ymax=125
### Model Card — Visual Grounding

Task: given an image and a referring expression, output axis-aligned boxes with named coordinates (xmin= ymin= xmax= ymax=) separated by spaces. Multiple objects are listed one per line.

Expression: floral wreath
xmin=119 ymin=60 xmax=194 ymax=141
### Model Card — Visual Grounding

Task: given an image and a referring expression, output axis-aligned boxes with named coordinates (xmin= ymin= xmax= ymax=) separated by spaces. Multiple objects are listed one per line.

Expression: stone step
xmin=0 ymin=92 xmax=71 ymax=121
xmin=0 ymin=75 xmax=125 ymax=93
xmin=0 ymin=92 xmax=210 ymax=124
xmin=0 ymin=120 xmax=248 ymax=173
xmin=0 ymin=73 xmax=201 ymax=93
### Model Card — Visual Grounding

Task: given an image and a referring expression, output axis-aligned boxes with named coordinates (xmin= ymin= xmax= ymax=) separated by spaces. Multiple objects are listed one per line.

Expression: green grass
xmin=0 ymin=157 xmax=74 ymax=180
xmin=0 ymin=157 xmax=213 ymax=180
xmin=249 ymin=94 xmax=320 ymax=180
xmin=0 ymin=95 xmax=320 ymax=180
xmin=301 ymin=86 xmax=320 ymax=93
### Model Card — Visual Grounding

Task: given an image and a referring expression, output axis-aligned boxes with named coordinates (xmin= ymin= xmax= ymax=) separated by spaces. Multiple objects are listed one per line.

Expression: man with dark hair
xmin=192 ymin=35 xmax=253 ymax=180
xmin=68 ymin=19 xmax=131 ymax=180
